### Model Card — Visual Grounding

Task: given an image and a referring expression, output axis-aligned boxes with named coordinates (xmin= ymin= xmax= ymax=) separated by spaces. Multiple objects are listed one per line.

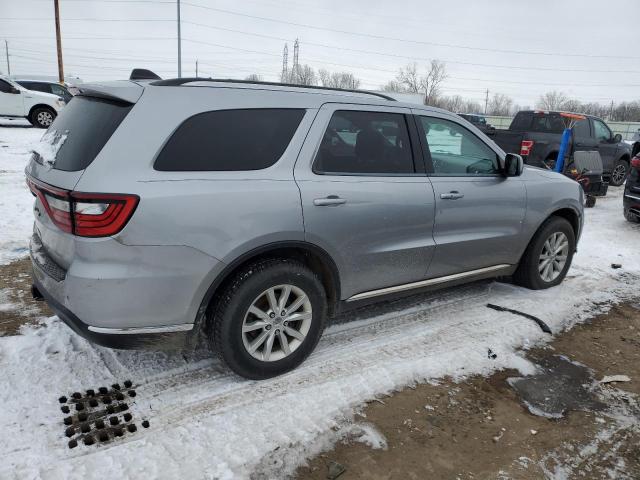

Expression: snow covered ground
xmin=0 ymin=119 xmax=42 ymax=265
xmin=0 ymin=122 xmax=639 ymax=479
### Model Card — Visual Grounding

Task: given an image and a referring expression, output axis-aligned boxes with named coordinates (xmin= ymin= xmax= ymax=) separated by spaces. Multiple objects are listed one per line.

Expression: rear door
xmin=414 ymin=112 xmax=526 ymax=278
xmin=294 ymin=104 xmax=436 ymax=300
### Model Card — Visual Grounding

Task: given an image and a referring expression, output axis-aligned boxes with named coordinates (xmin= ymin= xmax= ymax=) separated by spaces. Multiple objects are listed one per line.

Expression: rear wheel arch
xmin=197 ymin=241 xmax=341 ymax=328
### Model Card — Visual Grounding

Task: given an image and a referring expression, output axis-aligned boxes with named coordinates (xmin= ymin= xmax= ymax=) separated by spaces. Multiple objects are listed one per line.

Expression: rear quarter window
xmin=154 ymin=109 xmax=305 ymax=171
xmin=44 ymin=96 xmax=132 ymax=171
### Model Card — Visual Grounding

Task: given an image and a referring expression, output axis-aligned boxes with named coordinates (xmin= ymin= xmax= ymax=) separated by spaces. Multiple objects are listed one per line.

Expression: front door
xmin=294 ymin=104 xmax=436 ymax=300
xmin=0 ymin=79 xmax=24 ymax=116
xmin=414 ymin=113 xmax=527 ymax=278
xmin=591 ymin=118 xmax=619 ymax=173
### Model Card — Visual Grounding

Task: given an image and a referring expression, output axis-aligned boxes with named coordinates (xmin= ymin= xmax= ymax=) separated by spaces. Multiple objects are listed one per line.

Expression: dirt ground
xmin=297 ymin=303 xmax=640 ymax=480
xmin=0 ymin=257 xmax=50 ymax=335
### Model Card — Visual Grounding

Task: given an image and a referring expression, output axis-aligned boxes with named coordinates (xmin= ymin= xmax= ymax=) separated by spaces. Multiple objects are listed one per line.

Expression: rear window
xmin=154 ymin=109 xmax=305 ymax=171
xmin=45 ymin=96 xmax=132 ymax=171
xmin=531 ymin=114 xmax=565 ymax=133
xmin=509 ymin=112 xmax=532 ymax=131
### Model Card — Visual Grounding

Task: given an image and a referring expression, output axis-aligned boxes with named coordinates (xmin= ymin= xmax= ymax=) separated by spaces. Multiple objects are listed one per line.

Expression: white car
xmin=0 ymin=76 xmax=66 ymax=128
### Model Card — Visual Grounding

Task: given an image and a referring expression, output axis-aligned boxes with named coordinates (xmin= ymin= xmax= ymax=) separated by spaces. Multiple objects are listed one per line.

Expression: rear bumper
xmin=31 ymin=276 xmax=191 ymax=349
xmin=29 ymin=229 xmax=222 ymax=349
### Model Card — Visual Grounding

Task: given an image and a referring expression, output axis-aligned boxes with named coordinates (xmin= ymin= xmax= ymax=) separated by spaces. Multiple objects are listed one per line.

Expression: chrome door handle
xmin=440 ymin=191 xmax=464 ymax=200
xmin=313 ymin=196 xmax=346 ymax=206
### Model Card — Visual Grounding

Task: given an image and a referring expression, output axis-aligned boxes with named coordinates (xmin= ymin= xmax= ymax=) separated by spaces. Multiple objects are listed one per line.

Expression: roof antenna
xmin=129 ymin=69 xmax=161 ymax=81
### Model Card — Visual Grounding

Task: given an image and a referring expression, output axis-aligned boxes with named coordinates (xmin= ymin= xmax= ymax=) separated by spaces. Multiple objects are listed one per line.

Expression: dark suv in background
xmin=456 ymin=113 xmax=495 ymax=134
xmin=489 ymin=111 xmax=632 ymax=186
xmin=624 ymin=154 xmax=640 ymax=223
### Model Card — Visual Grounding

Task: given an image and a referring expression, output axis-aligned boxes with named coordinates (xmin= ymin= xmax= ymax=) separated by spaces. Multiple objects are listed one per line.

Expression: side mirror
xmin=613 ymin=133 xmax=622 ymax=143
xmin=9 ymin=87 xmax=20 ymax=94
xmin=504 ymin=153 xmax=524 ymax=177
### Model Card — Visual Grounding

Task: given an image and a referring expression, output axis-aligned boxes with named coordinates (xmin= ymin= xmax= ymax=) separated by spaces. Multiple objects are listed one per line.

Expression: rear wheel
xmin=30 ymin=107 xmax=56 ymax=129
xmin=610 ymin=159 xmax=629 ymax=187
xmin=514 ymin=217 xmax=575 ymax=290
xmin=210 ymin=258 xmax=327 ymax=379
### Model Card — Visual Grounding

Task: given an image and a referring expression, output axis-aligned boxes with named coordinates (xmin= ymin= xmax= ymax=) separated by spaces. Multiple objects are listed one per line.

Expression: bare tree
xmin=286 ymin=64 xmax=317 ymax=86
xmin=536 ymin=91 xmax=570 ymax=111
xmin=382 ymin=61 xmax=447 ymax=105
xmin=245 ymin=73 xmax=263 ymax=82
xmin=423 ymin=60 xmax=447 ymax=106
xmin=487 ymin=93 xmax=514 ymax=116
xmin=318 ymin=69 xmax=361 ymax=89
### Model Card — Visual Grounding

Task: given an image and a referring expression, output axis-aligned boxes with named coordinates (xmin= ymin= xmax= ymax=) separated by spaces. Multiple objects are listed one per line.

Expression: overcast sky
xmin=1 ymin=0 xmax=638 ymax=107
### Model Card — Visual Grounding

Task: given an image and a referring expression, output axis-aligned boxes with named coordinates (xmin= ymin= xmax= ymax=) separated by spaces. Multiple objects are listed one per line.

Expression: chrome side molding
xmin=88 ymin=323 xmax=194 ymax=335
xmin=346 ymin=264 xmax=512 ymax=302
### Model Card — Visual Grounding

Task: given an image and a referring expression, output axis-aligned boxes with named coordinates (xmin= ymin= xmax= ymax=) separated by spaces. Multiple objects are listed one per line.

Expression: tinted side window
xmin=313 ymin=110 xmax=414 ymax=175
xmin=155 ymin=109 xmax=305 ymax=171
xmin=419 ymin=116 xmax=500 ymax=176
xmin=509 ymin=112 xmax=532 ymax=131
xmin=572 ymin=119 xmax=590 ymax=138
xmin=0 ymin=80 xmax=13 ymax=93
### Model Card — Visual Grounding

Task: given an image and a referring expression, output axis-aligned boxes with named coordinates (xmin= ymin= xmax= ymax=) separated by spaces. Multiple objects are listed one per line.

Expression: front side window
xmin=50 ymin=84 xmax=66 ymax=97
xmin=155 ymin=109 xmax=305 ymax=171
xmin=313 ymin=110 xmax=414 ymax=175
xmin=419 ymin=116 xmax=500 ymax=176
xmin=0 ymin=80 xmax=13 ymax=93
xmin=592 ymin=119 xmax=611 ymax=141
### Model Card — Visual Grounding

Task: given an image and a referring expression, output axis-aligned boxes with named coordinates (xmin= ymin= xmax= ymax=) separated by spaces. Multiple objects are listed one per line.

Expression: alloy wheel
xmin=538 ymin=232 xmax=569 ymax=282
xmin=37 ymin=111 xmax=53 ymax=127
xmin=612 ymin=163 xmax=627 ymax=185
xmin=241 ymin=284 xmax=312 ymax=362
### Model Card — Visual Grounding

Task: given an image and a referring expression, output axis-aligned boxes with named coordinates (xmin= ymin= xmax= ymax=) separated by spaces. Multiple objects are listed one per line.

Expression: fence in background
xmin=484 ymin=115 xmax=640 ymax=141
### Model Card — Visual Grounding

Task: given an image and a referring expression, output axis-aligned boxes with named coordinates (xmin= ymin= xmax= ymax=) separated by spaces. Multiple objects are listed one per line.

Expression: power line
xmin=180 ymin=1 xmax=640 ymax=60
xmin=181 ymin=20 xmax=640 ymax=75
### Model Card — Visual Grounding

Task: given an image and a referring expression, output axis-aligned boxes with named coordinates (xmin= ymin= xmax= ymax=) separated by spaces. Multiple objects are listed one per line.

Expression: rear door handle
xmin=440 ymin=191 xmax=464 ymax=200
xmin=313 ymin=195 xmax=346 ymax=206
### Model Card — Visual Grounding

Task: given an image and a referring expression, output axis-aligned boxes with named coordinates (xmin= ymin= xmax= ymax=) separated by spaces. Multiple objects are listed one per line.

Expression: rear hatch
xmin=25 ymin=81 xmax=143 ymax=269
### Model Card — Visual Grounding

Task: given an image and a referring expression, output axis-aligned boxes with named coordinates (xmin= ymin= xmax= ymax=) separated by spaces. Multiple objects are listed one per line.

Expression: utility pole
xmin=281 ymin=43 xmax=288 ymax=82
xmin=609 ymin=100 xmax=614 ymax=120
xmin=4 ymin=40 xmax=10 ymax=76
xmin=53 ymin=0 xmax=64 ymax=83
xmin=195 ymin=59 xmax=198 ymax=77
xmin=484 ymin=89 xmax=489 ymax=115
xmin=177 ymin=0 xmax=182 ymax=78
xmin=292 ymin=38 xmax=299 ymax=80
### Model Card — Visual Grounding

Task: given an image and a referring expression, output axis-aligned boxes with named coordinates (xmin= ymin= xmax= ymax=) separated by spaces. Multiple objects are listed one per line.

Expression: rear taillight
xmin=27 ymin=176 xmax=138 ymax=238
xmin=631 ymin=156 xmax=640 ymax=169
xmin=520 ymin=140 xmax=534 ymax=156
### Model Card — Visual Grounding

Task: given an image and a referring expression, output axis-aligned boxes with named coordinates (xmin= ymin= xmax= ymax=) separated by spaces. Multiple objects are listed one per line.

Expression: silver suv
xmin=27 ymin=79 xmax=584 ymax=379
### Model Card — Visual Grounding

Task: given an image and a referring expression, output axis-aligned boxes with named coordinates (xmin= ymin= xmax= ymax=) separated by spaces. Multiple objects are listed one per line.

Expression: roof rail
xmin=149 ymin=77 xmax=397 ymax=101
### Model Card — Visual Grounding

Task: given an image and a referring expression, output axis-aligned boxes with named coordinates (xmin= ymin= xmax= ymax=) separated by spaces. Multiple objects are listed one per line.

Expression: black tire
xmin=624 ymin=208 xmax=640 ymax=223
xmin=29 ymin=107 xmax=56 ymax=129
xmin=514 ymin=216 xmax=576 ymax=290
xmin=585 ymin=196 xmax=596 ymax=208
xmin=609 ymin=159 xmax=629 ymax=187
xmin=210 ymin=258 xmax=327 ymax=380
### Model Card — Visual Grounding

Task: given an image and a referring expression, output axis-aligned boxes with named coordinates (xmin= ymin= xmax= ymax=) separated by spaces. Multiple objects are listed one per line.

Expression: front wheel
xmin=610 ymin=159 xmax=629 ymax=187
xmin=514 ymin=217 xmax=576 ymax=290
xmin=30 ymin=107 xmax=56 ymax=128
xmin=210 ymin=258 xmax=327 ymax=379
